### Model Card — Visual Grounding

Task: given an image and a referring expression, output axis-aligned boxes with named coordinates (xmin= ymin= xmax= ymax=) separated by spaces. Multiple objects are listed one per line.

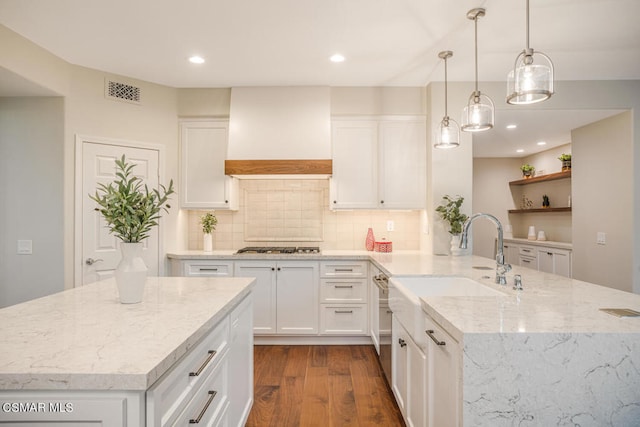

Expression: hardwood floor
xmin=246 ymin=345 xmax=405 ymax=427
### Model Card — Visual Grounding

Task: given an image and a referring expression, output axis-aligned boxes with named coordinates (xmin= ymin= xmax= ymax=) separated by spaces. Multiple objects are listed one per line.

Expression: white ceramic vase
xmin=115 ymin=242 xmax=147 ymax=304
xmin=450 ymin=234 xmax=463 ymax=256
xmin=203 ymin=233 xmax=213 ymax=252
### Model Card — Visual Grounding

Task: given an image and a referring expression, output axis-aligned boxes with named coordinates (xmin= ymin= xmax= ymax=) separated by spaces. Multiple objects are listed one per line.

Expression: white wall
xmin=572 ymin=111 xmax=633 ymax=292
xmin=0 ymin=97 xmax=65 ymax=307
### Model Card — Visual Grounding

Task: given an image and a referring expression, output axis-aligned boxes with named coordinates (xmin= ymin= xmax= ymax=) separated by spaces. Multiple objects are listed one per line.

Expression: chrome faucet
xmin=460 ymin=213 xmax=512 ymax=285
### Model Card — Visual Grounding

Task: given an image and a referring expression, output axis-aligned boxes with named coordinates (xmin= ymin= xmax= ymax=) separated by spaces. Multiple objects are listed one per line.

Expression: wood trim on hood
xmin=224 ymin=159 xmax=332 ymax=175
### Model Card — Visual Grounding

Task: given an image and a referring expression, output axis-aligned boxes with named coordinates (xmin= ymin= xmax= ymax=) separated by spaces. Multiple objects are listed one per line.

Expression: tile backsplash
xmin=186 ymin=179 xmax=421 ymax=250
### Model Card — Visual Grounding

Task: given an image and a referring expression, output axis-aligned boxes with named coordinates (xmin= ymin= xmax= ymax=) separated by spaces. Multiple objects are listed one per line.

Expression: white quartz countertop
xmin=0 ymin=276 xmax=254 ymax=391
xmin=167 ymin=250 xmax=640 ymax=338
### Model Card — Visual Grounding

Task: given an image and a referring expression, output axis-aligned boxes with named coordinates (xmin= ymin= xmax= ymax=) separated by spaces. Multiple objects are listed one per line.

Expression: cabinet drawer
xmin=184 ymin=260 xmax=234 ymax=277
xmin=320 ymin=278 xmax=367 ymax=303
xmin=518 ymin=246 xmax=537 ymax=258
xmin=320 ymin=261 xmax=368 ymax=278
xmin=172 ymin=359 xmax=229 ymax=426
xmin=519 ymin=256 xmax=537 ymax=269
xmin=320 ymin=305 xmax=367 ymax=335
xmin=147 ymin=317 xmax=229 ymax=427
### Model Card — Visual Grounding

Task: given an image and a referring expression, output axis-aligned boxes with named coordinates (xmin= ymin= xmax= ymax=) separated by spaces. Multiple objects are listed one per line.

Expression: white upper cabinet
xmin=330 ymin=117 xmax=426 ymax=210
xmin=179 ymin=119 xmax=238 ymax=209
xmin=330 ymin=120 xmax=378 ymax=209
xmin=378 ymin=119 xmax=426 ymax=209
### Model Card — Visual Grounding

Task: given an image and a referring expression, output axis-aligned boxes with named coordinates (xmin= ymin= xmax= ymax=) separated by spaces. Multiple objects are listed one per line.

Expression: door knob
xmin=85 ymin=257 xmax=104 ymax=266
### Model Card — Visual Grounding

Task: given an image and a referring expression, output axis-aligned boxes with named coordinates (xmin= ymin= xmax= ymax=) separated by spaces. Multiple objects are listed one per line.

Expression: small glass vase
xmin=450 ymin=234 xmax=463 ymax=256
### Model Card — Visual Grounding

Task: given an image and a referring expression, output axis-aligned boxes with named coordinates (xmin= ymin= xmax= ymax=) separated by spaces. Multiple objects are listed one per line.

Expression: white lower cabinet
xmin=319 ymin=261 xmax=368 ymax=335
xmin=392 ymin=312 xmax=461 ymax=427
xmin=234 ymin=261 xmax=319 ymax=335
xmin=391 ymin=315 xmax=427 ymax=427
xmin=146 ymin=294 xmax=253 ymax=427
xmin=423 ymin=313 xmax=460 ymax=427
xmin=537 ymin=247 xmax=572 ymax=277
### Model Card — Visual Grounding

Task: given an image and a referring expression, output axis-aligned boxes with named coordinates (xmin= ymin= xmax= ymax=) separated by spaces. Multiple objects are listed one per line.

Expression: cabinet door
xmin=276 ymin=262 xmax=319 ymax=334
xmin=370 ymin=265 xmax=381 ymax=354
xmin=425 ymin=316 xmax=460 ymax=427
xmin=228 ymin=295 xmax=254 ymax=426
xmin=553 ymin=250 xmax=572 ymax=277
xmin=234 ymin=262 xmax=276 ymax=334
xmin=391 ymin=315 xmax=408 ymax=417
xmin=330 ymin=120 xmax=378 ymax=209
xmin=503 ymin=243 xmax=519 ymax=266
xmin=538 ymin=249 xmax=555 ymax=274
xmin=407 ymin=337 xmax=427 ymax=427
xmin=180 ymin=120 xmax=237 ymax=209
xmin=378 ymin=120 xmax=426 ymax=209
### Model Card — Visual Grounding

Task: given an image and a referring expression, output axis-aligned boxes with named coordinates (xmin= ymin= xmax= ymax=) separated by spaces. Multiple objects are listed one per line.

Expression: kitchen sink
xmin=388 ymin=276 xmax=505 ymax=345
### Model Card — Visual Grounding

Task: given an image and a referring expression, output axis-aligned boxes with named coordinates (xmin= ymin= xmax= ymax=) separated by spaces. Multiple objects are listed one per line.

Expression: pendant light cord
xmin=525 ymin=0 xmax=530 ymax=51
xmin=444 ymin=56 xmax=449 ymax=118
xmin=474 ymin=15 xmax=479 ymax=94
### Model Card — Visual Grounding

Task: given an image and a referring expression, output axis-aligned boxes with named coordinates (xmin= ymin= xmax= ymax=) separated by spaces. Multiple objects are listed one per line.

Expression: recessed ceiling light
xmin=189 ymin=55 xmax=205 ymax=64
xmin=330 ymin=53 xmax=345 ymax=63
xmin=537 ymin=141 xmax=547 ymax=146
xmin=516 ymin=149 xmax=524 ymax=153
xmin=506 ymin=124 xmax=517 ymax=129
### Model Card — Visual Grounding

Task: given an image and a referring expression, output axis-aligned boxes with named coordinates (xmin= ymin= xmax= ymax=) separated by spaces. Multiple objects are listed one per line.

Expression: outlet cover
xmin=387 ymin=220 xmax=395 ymax=232
xmin=596 ymin=232 xmax=606 ymax=245
xmin=17 ymin=240 xmax=32 ymax=254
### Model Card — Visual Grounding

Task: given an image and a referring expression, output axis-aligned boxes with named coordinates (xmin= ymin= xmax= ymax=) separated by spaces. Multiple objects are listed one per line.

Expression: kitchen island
xmin=0 ymin=276 xmax=255 ymax=426
xmin=169 ymin=249 xmax=640 ymax=426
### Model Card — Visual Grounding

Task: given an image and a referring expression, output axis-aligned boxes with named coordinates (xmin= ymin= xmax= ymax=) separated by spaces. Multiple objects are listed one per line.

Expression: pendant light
xmin=506 ymin=0 xmax=554 ymax=104
xmin=461 ymin=8 xmax=494 ymax=132
xmin=434 ymin=51 xmax=460 ymax=149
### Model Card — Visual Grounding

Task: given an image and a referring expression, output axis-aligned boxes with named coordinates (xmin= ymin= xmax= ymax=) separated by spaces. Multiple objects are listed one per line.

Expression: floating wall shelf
xmin=509 ymin=170 xmax=571 ymax=186
xmin=508 ymin=207 xmax=572 ymax=214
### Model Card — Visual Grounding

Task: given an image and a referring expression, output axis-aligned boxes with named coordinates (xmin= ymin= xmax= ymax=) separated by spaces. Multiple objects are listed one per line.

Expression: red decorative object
xmin=374 ymin=240 xmax=393 ymax=253
xmin=365 ymin=228 xmax=375 ymax=251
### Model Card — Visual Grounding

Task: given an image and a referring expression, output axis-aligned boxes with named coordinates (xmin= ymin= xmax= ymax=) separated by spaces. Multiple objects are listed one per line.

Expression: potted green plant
xmin=436 ymin=195 xmax=469 ymax=255
xmin=558 ymin=153 xmax=572 ymax=171
xmin=89 ymin=155 xmax=174 ymax=303
xmin=520 ymin=163 xmax=535 ymax=178
xmin=200 ymin=212 xmax=218 ymax=252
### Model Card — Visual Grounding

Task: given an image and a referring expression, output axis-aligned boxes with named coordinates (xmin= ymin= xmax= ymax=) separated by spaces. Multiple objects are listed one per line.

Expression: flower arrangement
xmin=435 ymin=195 xmax=468 ymax=235
xmin=89 ymin=155 xmax=174 ymax=242
xmin=200 ymin=212 xmax=218 ymax=234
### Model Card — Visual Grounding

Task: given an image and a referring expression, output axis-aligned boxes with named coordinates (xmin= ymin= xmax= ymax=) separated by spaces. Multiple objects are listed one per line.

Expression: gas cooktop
xmin=235 ymin=246 xmax=320 ymax=254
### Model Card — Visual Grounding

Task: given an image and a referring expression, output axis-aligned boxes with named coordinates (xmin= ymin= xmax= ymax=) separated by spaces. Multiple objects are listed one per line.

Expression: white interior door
xmin=82 ymin=142 xmax=160 ymax=285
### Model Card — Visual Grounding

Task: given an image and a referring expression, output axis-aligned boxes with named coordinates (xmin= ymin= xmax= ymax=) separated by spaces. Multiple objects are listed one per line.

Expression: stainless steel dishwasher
xmin=372 ymin=271 xmax=392 ymax=386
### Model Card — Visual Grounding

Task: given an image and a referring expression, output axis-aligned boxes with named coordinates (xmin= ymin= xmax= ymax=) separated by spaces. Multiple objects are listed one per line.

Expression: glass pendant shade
xmin=461 ymin=8 xmax=494 ymax=133
xmin=435 ymin=116 xmax=460 ymax=149
xmin=506 ymin=0 xmax=554 ymax=105
xmin=506 ymin=50 xmax=554 ymax=104
xmin=434 ymin=50 xmax=460 ymax=149
xmin=461 ymin=92 xmax=494 ymax=132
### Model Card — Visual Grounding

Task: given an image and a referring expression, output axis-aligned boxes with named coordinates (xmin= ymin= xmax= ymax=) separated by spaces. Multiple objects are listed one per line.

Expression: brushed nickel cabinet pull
xmin=189 ymin=390 xmax=217 ymax=424
xmin=199 ymin=268 xmax=218 ymax=271
xmin=335 ymin=268 xmax=353 ymax=272
xmin=189 ymin=350 xmax=217 ymax=377
xmin=335 ymin=310 xmax=353 ymax=314
xmin=334 ymin=285 xmax=353 ymax=289
xmin=426 ymin=329 xmax=446 ymax=346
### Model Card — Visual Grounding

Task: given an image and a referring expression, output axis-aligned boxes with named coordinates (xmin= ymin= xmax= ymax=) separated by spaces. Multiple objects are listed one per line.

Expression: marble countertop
xmin=503 ymin=237 xmax=573 ymax=250
xmin=167 ymin=249 xmax=640 ymax=339
xmin=0 ymin=276 xmax=254 ymax=391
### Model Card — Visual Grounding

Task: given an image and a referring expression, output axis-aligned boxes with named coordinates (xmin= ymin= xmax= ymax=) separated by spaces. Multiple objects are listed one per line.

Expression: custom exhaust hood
xmin=225 ymin=87 xmax=332 ymax=177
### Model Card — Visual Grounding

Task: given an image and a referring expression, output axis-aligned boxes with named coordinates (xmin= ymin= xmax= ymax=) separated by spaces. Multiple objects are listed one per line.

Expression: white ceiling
xmin=1 ymin=0 xmax=638 ymax=156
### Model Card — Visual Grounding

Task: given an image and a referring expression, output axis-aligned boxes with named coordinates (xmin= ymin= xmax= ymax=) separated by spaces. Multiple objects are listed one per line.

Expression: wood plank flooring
xmin=246 ymin=345 xmax=405 ymax=427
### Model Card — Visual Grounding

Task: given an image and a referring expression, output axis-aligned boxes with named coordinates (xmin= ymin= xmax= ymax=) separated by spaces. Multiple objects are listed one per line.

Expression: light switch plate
xmin=387 ymin=220 xmax=394 ymax=232
xmin=17 ymin=240 xmax=32 ymax=254
xmin=596 ymin=232 xmax=606 ymax=245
